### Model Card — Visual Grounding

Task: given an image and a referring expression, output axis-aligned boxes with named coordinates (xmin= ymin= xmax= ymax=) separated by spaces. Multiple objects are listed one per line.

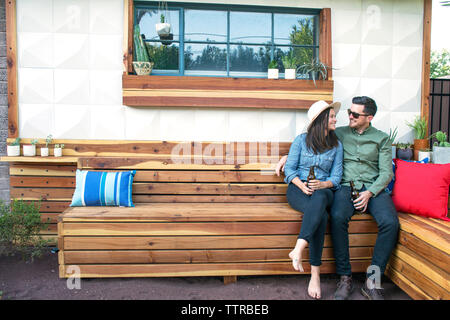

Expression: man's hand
xmin=353 ymin=190 xmax=373 ymax=212
xmin=275 ymin=155 xmax=288 ymax=176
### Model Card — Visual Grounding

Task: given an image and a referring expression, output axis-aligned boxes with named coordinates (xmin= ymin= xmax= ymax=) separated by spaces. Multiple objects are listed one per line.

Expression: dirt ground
xmin=0 ymin=249 xmax=411 ymax=301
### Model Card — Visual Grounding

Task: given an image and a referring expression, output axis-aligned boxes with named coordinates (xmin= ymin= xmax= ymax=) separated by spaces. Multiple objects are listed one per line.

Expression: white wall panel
xmin=16 ymin=0 xmax=425 ymax=144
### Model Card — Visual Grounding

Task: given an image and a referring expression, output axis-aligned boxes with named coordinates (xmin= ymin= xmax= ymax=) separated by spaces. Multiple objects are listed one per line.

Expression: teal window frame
xmin=134 ymin=1 xmax=321 ymax=78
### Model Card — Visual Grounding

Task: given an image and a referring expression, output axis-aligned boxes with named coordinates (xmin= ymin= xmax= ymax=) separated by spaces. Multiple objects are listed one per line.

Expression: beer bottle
xmin=350 ymin=181 xmax=364 ymax=214
xmin=307 ymin=166 xmax=316 ymax=188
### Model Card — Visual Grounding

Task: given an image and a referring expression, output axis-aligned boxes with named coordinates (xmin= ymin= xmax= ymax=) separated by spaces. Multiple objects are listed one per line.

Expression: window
xmin=134 ymin=2 xmax=320 ymax=78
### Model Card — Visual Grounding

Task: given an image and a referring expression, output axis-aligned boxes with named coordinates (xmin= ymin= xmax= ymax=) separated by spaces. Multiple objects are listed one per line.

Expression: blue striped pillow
xmin=70 ymin=170 xmax=136 ymax=207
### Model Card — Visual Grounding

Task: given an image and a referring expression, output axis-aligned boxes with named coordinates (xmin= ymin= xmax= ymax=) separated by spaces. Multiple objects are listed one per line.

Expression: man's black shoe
xmin=334 ymin=275 xmax=353 ymax=300
xmin=361 ymin=283 xmax=385 ymax=300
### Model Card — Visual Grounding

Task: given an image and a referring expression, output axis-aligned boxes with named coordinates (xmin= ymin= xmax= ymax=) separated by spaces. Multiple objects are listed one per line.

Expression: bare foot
xmin=288 ymin=239 xmax=307 ymax=272
xmin=308 ymin=274 xmax=321 ymax=299
xmin=288 ymin=249 xmax=304 ymax=272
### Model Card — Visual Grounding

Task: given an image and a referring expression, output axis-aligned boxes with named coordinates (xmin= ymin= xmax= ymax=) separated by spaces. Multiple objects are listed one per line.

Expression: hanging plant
xmin=155 ymin=2 xmax=173 ymax=45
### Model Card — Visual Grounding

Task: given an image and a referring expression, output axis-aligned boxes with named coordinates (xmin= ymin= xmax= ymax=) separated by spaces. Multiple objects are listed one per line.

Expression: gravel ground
xmin=0 ymin=250 xmax=411 ymax=301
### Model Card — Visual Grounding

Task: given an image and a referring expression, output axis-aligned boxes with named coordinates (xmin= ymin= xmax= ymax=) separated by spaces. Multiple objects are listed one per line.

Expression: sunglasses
xmin=347 ymin=109 xmax=370 ymax=119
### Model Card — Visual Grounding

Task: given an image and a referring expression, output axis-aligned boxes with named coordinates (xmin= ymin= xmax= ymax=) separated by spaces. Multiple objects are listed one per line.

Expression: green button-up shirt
xmin=335 ymin=124 xmax=393 ymax=197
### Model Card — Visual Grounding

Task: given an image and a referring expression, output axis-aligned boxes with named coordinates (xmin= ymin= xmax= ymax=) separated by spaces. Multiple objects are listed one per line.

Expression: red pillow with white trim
xmin=391 ymin=159 xmax=450 ymax=221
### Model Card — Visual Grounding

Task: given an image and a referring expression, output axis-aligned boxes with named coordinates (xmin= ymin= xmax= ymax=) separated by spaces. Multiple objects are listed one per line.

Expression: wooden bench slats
xmin=397 ymin=213 xmax=450 ymax=255
xmin=59 ymin=259 xmax=371 ymax=279
xmin=60 ymin=220 xmax=378 ymax=236
xmin=398 ymin=229 xmax=450 ymax=274
xmin=391 ymin=244 xmax=449 ymax=292
xmin=133 ymin=195 xmax=288 ymax=203
xmin=133 ymin=182 xmax=287 ymax=195
xmin=62 ymin=234 xmax=377 ymax=250
xmin=79 ymin=157 xmax=280 ymax=170
xmin=385 ymin=265 xmax=433 ymax=300
xmin=133 ymin=170 xmax=284 ymax=183
xmin=10 ymin=164 xmax=76 ymax=176
xmin=60 ymin=203 xmax=376 ymax=222
xmin=387 ymin=250 xmax=450 ymax=300
xmin=61 ymin=247 xmax=374 ymax=265
xmin=406 ymin=214 xmax=450 ymax=235
xmin=10 ymin=176 xmax=75 ymax=188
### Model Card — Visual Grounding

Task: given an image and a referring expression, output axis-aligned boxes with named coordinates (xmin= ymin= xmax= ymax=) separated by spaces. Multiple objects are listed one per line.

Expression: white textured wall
xmin=17 ymin=0 xmax=424 ymax=143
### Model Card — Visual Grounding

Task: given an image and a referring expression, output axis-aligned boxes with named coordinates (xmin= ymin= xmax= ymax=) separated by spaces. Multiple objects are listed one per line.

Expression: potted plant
xmin=296 ymin=57 xmax=331 ymax=87
xmin=396 ymin=142 xmax=413 ymax=160
xmin=41 ymin=135 xmax=53 ymax=157
xmin=54 ymin=144 xmax=64 ymax=157
xmin=268 ymin=60 xmax=279 ymax=79
xmin=430 ymin=131 xmax=450 ymax=164
xmin=406 ymin=116 xmax=428 ymax=161
xmin=133 ymin=25 xmax=154 ymax=76
xmin=281 ymin=53 xmax=298 ymax=80
xmin=156 ymin=14 xmax=173 ymax=45
xmin=23 ymin=139 xmax=38 ymax=157
xmin=7 ymin=138 xmax=21 ymax=156
xmin=418 ymin=148 xmax=432 ymax=162
xmin=388 ymin=127 xmax=398 ymax=159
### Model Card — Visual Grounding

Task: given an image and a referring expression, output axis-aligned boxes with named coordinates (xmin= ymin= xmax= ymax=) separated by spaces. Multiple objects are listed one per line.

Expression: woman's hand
xmin=308 ymin=179 xmax=333 ymax=190
xmin=298 ymin=183 xmax=314 ymax=195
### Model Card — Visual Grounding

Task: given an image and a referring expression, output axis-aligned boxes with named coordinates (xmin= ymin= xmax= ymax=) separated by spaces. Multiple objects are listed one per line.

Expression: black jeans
xmin=286 ymin=183 xmax=333 ymax=266
xmin=330 ymin=186 xmax=399 ymax=277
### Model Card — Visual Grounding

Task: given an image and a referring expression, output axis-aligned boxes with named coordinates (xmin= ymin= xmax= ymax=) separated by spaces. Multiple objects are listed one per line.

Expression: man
xmin=276 ymin=96 xmax=399 ymax=300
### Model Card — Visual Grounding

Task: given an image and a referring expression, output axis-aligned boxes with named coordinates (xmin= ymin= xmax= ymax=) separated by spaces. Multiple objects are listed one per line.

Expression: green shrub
xmin=0 ymin=199 xmax=51 ymax=261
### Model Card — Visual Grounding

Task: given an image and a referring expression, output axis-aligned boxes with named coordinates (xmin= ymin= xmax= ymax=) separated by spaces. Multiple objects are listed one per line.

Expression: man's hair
xmin=352 ymin=96 xmax=377 ymax=116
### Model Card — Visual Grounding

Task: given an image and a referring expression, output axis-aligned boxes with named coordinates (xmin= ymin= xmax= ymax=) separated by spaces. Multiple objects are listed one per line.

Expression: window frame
xmin=134 ymin=1 xmax=321 ymax=78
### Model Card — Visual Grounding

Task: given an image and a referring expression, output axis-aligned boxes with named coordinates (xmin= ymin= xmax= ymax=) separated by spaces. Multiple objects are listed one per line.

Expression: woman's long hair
xmin=306 ymin=107 xmax=339 ymax=154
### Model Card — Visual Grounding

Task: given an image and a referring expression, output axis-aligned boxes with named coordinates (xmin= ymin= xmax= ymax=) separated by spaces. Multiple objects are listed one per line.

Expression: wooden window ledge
xmin=123 ymin=75 xmax=334 ymax=110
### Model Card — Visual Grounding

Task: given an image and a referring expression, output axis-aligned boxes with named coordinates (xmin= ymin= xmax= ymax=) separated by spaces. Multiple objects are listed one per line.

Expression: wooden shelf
xmin=0 ymin=156 xmax=79 ymax=164
xmin=123 ymin=75 xmax=334 ymax=110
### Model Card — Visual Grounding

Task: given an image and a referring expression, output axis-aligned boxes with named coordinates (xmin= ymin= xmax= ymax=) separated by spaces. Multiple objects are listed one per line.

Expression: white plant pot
xmin=7 ymin=145 xmax=20 ymax=156
xmin=41 ymin=147 xmax=49 ymax=157
xmin=418 ymin=151 xmax=432 ymax=162
xmin=432 ymin=146 xmax=450 ymax=164
xmin=156 ymin=23 xmax=171 ymax=36
xmin=23 ymin=145 xmax=36 ymax=156
xmin=54 ymin=148 xmax=63 ymax=157
xmin=268 ymin=68 xmax=279 ymax=79
xmin=284 ymin=69 xmax=296 ymax=79
xmin=391 ymin=146 xmax=396 ymax=159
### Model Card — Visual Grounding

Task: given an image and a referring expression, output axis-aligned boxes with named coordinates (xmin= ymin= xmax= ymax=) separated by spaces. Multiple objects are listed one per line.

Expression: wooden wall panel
xmin=5 ymin=0 xmax=18 ymax=138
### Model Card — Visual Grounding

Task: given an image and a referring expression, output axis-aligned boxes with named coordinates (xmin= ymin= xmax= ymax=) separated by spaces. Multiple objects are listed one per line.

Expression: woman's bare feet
xmin=308 ymin=266 xmax=321 ymax=299
xmin=288 ymin=239 xmax=308 ymax=272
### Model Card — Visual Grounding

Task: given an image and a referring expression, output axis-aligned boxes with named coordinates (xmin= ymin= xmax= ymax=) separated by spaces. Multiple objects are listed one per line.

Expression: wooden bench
xmin=57 ymin=155 xmax=379 ymax=282
xmin=385 ymin=211 xmax=450 ymax=300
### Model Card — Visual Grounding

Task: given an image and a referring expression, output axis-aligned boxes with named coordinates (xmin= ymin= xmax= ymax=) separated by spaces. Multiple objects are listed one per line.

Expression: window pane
xmin=274 ymin=14 xmax=315 ymax=46
xmin=274 ymin=46 xmax=314 ymax=73
xmin=146 ymin=42 xmax=179 ymax=71
xmin=185 ymin=10 xmax=227 ymax=42
xmin=185 ymin=44 xmax=227 ymax=71
xmin=136 ymin=8 xmax=179 ymax=42
xmin=230 ymin=12 xmax=271 ymax=44
xmin=229 ymin=45 xmax=271 ymax=73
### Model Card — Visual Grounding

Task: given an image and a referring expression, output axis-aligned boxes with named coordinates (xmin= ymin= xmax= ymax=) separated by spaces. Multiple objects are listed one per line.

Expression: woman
xmin=284 ymin=100 xmax=343 ymax=299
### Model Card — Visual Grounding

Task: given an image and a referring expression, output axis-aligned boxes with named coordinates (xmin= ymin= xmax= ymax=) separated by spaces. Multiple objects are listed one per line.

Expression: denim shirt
xmin=284 ymin=133 xmax=343 ymax=189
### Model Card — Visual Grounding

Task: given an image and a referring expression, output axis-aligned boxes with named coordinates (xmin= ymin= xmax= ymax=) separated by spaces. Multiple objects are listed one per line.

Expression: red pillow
xmin=391 ymin=159 xmax=450 ymax=221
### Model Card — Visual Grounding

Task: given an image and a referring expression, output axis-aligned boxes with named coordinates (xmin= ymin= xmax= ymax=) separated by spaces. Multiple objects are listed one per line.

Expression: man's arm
xmin=367 ymin=135 xmax=394 ymax=197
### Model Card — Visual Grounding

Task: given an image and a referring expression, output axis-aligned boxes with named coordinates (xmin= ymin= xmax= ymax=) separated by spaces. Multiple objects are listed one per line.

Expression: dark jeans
xmin=286 ymin=183 xmax=333 ymax=266
xmin=330 ymin=186 xmax=399 ymax=277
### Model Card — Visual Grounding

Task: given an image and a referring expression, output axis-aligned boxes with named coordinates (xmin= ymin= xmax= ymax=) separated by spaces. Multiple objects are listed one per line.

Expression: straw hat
xmin=303 ymin=100 xmax=341 ymax=132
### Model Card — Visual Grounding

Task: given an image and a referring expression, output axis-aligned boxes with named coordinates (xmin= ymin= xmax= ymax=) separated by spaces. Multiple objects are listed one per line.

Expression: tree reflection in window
xmin=134 ymin=3 xmax=319 ymax=77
